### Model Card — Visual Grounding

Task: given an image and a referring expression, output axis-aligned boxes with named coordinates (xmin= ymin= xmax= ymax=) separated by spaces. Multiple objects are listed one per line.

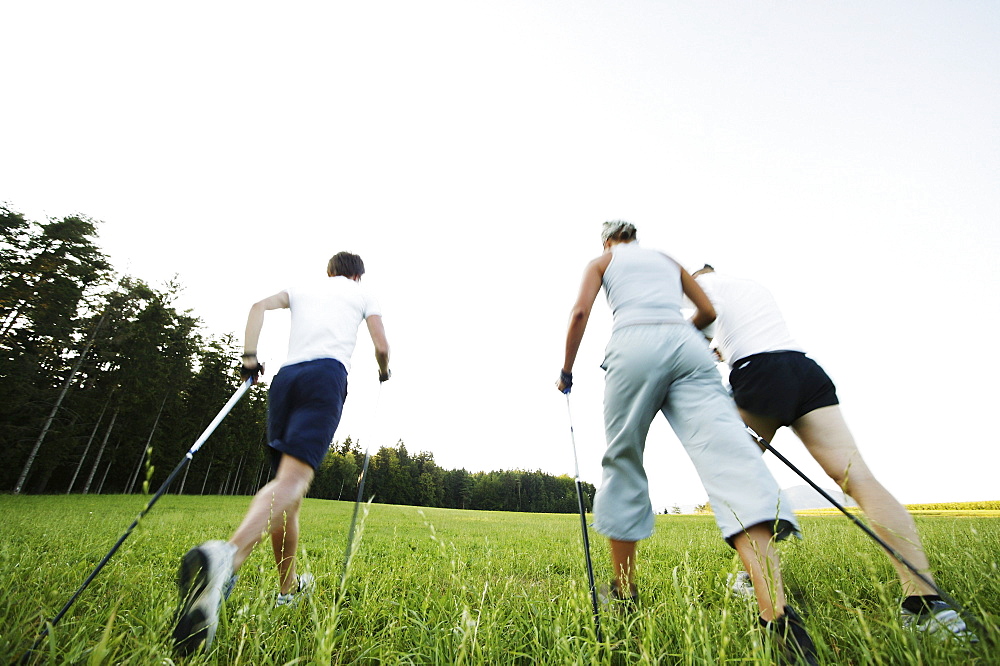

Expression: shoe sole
xmin=173 ymin=547 xmax=219 ymax=655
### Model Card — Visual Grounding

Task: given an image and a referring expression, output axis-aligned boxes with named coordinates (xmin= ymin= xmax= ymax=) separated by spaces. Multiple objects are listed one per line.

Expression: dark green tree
xmin=1 ymin=208 xmax=111 ymax=492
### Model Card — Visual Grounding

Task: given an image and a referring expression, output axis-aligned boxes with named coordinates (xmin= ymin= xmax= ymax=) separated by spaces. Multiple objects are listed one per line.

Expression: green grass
xmin=2 ymin=495 xmax=998 ymax=664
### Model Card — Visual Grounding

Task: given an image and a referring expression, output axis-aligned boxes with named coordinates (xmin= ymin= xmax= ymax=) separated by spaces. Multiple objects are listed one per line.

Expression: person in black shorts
xmin=694 ymin=265 xmax=977 ymax=642
xmin=171 ymin=252 xmax=391 ymax=654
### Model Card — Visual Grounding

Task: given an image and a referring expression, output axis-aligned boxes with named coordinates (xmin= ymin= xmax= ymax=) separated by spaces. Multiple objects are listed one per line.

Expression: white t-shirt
xmin=695 ymin=271 xmax=803 ymax=366
xmin=283 ymin=276 xmax=381 ymax=372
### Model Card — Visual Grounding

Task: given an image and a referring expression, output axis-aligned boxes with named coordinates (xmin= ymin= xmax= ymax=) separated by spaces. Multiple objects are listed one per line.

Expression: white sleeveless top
xmin=602 ymin=242 xmax=686 ymax=331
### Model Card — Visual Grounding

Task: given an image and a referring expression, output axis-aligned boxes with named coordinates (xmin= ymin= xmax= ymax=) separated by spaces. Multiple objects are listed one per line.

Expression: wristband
xmin=560 ymin=369 xmax=573 ymax=394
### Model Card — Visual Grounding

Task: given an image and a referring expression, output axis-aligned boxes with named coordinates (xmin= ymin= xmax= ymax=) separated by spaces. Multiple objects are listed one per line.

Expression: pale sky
xmin=4 ymin=1 xmax=998 ymax=511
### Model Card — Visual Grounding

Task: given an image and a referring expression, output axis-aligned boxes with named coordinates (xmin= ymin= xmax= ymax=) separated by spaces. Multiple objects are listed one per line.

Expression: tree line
xmin=313 ymin=438 xmax=594 ymax=513
xmin=0 ymin=204 xmax=595 ymax=513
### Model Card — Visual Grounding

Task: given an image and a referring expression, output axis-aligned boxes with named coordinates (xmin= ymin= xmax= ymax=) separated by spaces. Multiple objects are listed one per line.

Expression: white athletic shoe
xmin=275 ymin=572 xmax=315 ymax=608
xmin=173 ymin=540 xmax=237 ymax=655
xmin=727 ymin=571 xmax=756 ymax=600
xmin=901 ymin=600 xmax=979 ymax=642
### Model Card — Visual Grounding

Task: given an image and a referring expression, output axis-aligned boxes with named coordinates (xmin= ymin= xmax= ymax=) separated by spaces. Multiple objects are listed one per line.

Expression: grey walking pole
xmin=747 ymin=426 xmax=990 ymax=642
xmin=341 ymin=382 xmax=382 ymax=584
xmin=20 ymin=378 xmax=254 ymax=663
xmin=565 ymin=393 xmax=603 ymax=643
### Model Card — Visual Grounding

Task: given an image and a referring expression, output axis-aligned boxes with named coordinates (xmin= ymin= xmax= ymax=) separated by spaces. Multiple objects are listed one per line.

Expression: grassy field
xmin=2 ymin=495 xmax=998 ymax=665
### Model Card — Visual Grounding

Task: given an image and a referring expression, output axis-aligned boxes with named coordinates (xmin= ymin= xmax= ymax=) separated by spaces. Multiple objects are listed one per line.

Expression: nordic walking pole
xmin=747 ymin=426 xmax=990 ymax=641
xmin=20 ymin=378 xmax=254 ymax=662
xmin=341 ymin=382 xmax=383 ymax=585
xmin=565 ymin=393 xmax=603 ymax=643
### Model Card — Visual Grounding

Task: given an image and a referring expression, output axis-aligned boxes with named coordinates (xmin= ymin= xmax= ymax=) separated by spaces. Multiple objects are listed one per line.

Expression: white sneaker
xmin=727 ymin=571 xmax=755 ymax=600
xmin=276 ymin=572 xmax=315 ymax=607
xmin=901 ymin=600 xmax=979 ymax=642
xmin=173 ymin=540 xmax=237 ymax=655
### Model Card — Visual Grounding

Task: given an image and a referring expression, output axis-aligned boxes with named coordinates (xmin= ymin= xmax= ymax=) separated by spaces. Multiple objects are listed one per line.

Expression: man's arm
xmin=365 ymin=314 xmax=390 ymax=380
xmin=243 ymin=291 xmax=290 ymax=363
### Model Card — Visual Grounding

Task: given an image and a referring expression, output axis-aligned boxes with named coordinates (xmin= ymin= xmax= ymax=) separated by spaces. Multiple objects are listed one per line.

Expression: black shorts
xmin=729 ymin=351 xmax=839 ymax=426
xmin=267 ymin=358 xmax=348 ymax=474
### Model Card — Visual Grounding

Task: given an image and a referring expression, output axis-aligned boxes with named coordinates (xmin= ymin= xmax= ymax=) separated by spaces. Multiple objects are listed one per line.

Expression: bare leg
xmin=792 ymin=405 xmax=935 ymax=596
xmin=737 ymin=408 xmax=781 ymax=453
xmin=732 ymin=523 xmax=787 ymax=621
xmin=229 ymin=455 xmax=314 ymax=578
xmin=610 ymin=539 xmax=637 ymax=594
xmin=271 ymin=497 xmax=301 ymax=594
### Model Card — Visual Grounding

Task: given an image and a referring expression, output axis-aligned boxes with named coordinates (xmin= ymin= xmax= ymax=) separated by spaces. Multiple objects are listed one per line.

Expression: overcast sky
xmin=4 ymin=1 xmax=998 ymax=511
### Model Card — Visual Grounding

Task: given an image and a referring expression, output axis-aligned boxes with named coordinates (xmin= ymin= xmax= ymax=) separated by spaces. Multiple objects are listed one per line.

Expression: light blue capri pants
xmin=592 ymin=324 xmax=799 ymax=546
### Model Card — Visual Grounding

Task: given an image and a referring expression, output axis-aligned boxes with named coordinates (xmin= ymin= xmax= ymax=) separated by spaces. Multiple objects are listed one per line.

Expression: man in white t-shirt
xmin=172 ymin=252 xmax=390 ymax=655
xmin=693 ymin=265 xmax=976 ymax=642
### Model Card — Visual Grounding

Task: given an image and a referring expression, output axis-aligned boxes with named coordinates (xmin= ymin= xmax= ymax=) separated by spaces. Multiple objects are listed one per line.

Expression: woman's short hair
xmin=601 ymin=220 xmax=638 ymax=244
xmin=328 ymin=252 xmax=366 ymax=278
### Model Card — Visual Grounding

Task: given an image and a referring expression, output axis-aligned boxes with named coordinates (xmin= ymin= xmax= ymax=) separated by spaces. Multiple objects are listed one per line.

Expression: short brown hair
xmin=328 ymin=252 xmax=365 ymax=278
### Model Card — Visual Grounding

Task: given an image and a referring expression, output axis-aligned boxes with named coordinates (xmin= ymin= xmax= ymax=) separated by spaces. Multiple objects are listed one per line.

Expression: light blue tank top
xmin=602 ymin=242 xmax=686 ymax=330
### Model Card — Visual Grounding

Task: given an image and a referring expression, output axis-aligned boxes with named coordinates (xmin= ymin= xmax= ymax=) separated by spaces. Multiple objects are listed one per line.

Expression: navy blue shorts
xmin=729 ymin=351 xmax=839 ymax=426
xmin=267 ymin=358 xmax=348 ymax=473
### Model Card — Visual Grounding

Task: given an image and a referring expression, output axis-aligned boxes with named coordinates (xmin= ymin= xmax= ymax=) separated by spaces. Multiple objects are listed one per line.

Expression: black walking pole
xmin=565 ymin=393 xmax=603 ymax=643
xmin=20 ymin=378 xmax=254 ymax=663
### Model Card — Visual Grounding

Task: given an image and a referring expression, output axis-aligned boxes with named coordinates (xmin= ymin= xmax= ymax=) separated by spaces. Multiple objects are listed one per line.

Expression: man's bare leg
xmin=229 ymin=455 xmax=313 ymax=576
xmin=271 ymin=497 xmax=301 ymax=594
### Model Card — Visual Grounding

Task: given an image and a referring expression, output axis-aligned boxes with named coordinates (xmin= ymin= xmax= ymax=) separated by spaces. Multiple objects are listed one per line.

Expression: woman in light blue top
xmin=557 ymin=221 xmax=816 ymax=661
